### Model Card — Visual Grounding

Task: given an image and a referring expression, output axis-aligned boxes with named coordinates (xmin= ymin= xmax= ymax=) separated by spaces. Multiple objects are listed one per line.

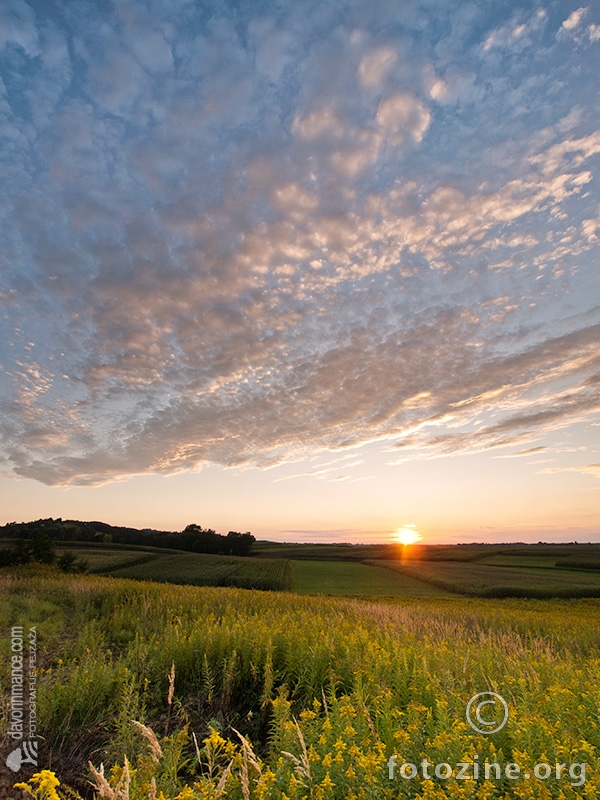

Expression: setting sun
xmin=394 ymin=524 xmax=423 ymax=546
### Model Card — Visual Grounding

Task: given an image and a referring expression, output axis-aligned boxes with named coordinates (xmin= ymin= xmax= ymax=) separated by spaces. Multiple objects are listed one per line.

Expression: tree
xmin=57 ymin=552 xmax=89 ymax=573
xmin=14 ymin=537 xmax=32 ymax=564
xmin=31 ymin=531 xmax=56 ymax=565
xmin=226 ymin=531 xmax=255 ymax=557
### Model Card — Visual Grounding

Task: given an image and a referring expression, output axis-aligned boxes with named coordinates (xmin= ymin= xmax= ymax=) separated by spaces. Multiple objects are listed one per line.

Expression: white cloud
xmin=482 ymin=8 xmax=547 ymax=53
xmin=542 ymin=463 xmax=600 ymax=481
xmin=0 ymin=0 xmax=599 ymax=486
xmin=357 ymin=46 xmax=397 ymax=87
xmin=561 ymin=8 xmax=587 ymax=31
xmin=375 ymin=92 xmax=431 ymax=145
xmin=530 ymin=131 xmax=600 ymax=176
xmin=429 ymin=68 xmax=481 ymax=105
xmin=558 ymin=8 xmax=600 ymax=44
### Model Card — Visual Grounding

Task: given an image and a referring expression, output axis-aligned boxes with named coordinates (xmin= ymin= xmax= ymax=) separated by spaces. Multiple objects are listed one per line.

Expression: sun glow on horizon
xmin=394 ymin=524 xmax=423 ymax=546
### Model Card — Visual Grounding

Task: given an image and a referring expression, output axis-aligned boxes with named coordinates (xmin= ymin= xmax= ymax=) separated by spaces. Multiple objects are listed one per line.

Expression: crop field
xmin=58 ymin=548 xmax=159 ymax=572
xmin=104 ymin=551 xmax=293 ymax=591
xmin=1 ymin=567 xmax=599 ymax=800
xmin=291 ymin=559 xmax=455 ymax=597
xmin=473 ymin=555 xmax=563 ymax=568
xmin=53 ymin=541 xmax=600 ymax=598
xmin=71 ymin=548 xmax=455 ymax=597
xmin=379 ymin=559 xmax=600 ymax=598
xmin=254 ymin=541 xmax=600 ymax=564
xmin=252 ymin=542 xmax=400 ymax=560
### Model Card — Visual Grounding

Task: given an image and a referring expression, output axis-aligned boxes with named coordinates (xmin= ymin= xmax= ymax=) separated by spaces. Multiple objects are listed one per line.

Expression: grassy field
xmin=252 ymin=541 xmax=401 ymax=560
xmin=53 ymin=540 xmax=600 ymax=598
xmin=254 ymin=541 xmax=600 ymax=562
xmin=58 ymin=547 xmax=160 ymax=572
xmin=1 ymin=567 xmax=599 ymax=800
xmin=104 ymin=551 xmax=293 ymax=591
xmin=291 ymin=559 xmax=456 ymax=596
xmin=379 ymin=559 xmax=600 ymax=597
xmin=78 ymin=550 xmax=451 ymax=597
xmin=475 ymin=554 xmax=564 ymax=568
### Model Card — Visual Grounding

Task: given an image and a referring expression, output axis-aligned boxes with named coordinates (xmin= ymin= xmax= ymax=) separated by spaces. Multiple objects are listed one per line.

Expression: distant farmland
xmin=373 ymin=557 xmax=600 ymax=598
xmin=96 ymin=550 xmax=293 ymax=591
xmin=55 ymin=539 xmax=600 ymax=598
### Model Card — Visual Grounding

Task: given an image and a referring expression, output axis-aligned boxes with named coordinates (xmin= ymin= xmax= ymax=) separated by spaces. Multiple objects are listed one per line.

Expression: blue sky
xmin=1 ymin=0 xmax=599 ymax=542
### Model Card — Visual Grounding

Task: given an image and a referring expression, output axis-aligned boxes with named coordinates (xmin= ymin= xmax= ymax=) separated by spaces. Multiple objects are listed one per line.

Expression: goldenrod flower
xmin=15 ymin=770 xmax=61 ymax=800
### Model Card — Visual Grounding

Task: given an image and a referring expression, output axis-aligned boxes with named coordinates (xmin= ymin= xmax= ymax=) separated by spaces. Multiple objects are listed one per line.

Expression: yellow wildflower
xmin=320 ymin=772 xmax=335 ymax=790
xmin=14 ymin=770 xmax=61 ymax=800
xmin=174 ymin=788 xmax=196 ymax=800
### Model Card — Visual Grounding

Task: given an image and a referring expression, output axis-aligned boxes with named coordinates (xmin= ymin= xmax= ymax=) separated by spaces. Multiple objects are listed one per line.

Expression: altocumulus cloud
xmin=0 ymin=0 xmax=599 ymax=486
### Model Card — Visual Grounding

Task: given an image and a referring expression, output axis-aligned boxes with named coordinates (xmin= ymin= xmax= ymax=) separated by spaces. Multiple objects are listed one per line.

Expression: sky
xmin=1 ymin=0 xmax=599 ymax=544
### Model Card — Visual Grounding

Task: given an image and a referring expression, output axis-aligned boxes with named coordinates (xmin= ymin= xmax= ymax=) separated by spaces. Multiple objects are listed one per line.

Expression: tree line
xmin=0 ymin=518 xmax=256 ymax=557
xmin=0 ymin=530 xmax=88 ymax=571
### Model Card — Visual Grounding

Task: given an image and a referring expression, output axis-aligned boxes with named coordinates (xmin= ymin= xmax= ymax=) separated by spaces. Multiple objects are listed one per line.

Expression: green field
xmin=63 ymin=547 xmax=459 ymax=597
xmin=254 ymin=541 xmax=600 ymax=563
xmin=4 ymin=530 xmax=600 ymax=800
xmin=1 ymin=568 xmax=599 ymax=800
xmin=105 ymin=550 xmax=293 ymax=591
xmin=58 ymin=547 xmax=159 ymax=572
xmin=252 ymin=541 xmax=401 ymax=560
xmin=380 ymin=559 xmax=600 ymax=597
xmin=475 ymin=554 xmax=564 ymax=568
xmin=85 ymin=550 xmax=452 ymax=597
xmin=292 ymin=559 xmax=455 ymax=596
xmin=53 ymin=540 xmax=600 ymax=598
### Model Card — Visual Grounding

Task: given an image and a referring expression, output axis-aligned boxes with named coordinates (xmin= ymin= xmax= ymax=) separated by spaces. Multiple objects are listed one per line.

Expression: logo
xmin=5 ymin=741 xmax=38 ymax=772
xmin=466 ymin=692 xmax=509 ymax=734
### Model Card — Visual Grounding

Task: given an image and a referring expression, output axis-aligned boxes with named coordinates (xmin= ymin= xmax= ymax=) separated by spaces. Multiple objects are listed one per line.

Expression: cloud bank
xmin=0 ymin=0 xmax=599 ymax=485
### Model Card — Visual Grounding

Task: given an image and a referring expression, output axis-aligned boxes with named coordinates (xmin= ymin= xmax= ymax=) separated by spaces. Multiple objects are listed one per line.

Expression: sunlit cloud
xmin=541 ymin=463 xmax=600 ymax=481
xmin=496 ymin=447 xmax=548 ymax=459
xmin=0 ymin=0 xmax=599 ymax=491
